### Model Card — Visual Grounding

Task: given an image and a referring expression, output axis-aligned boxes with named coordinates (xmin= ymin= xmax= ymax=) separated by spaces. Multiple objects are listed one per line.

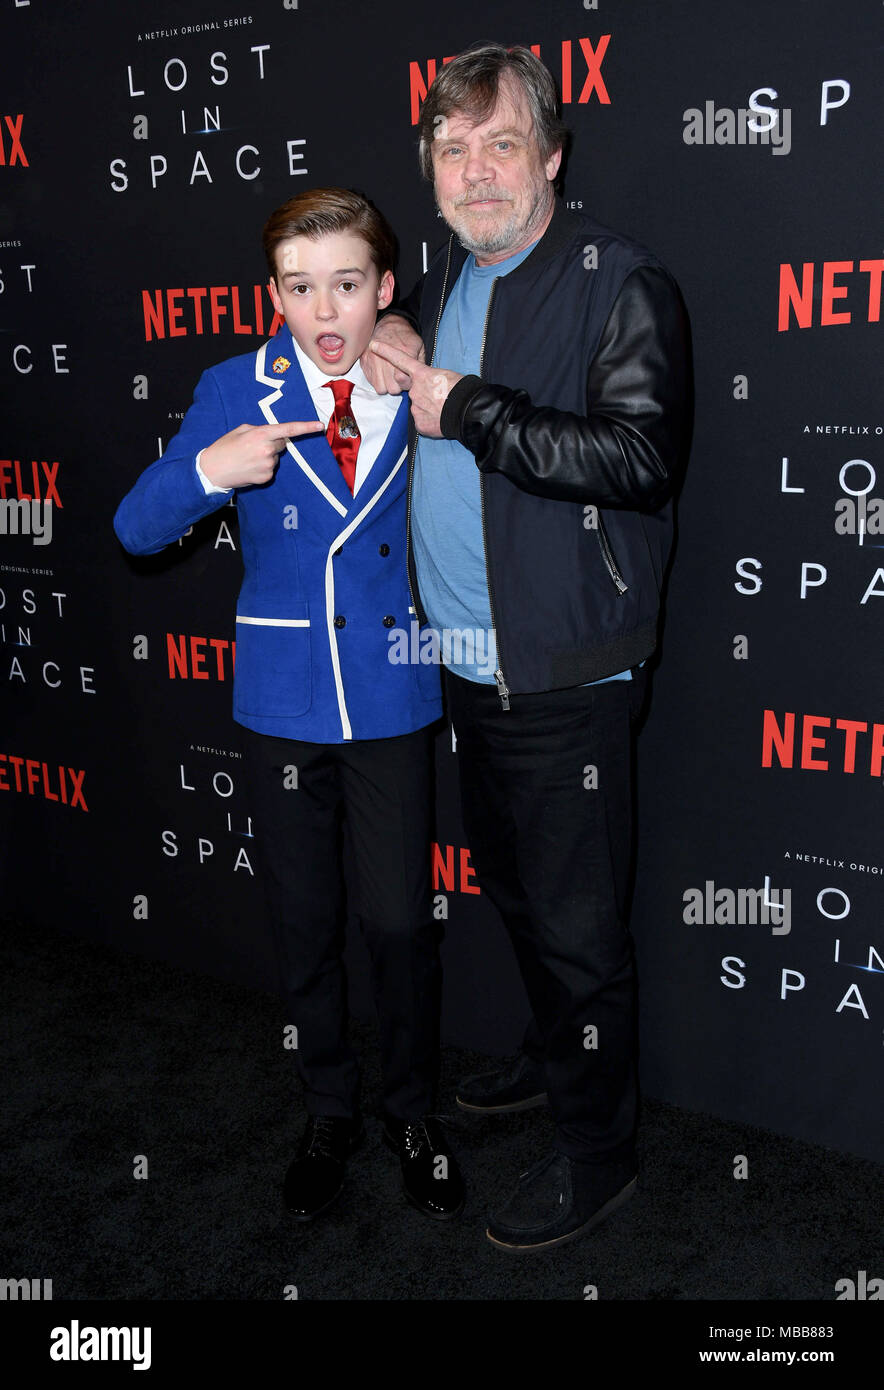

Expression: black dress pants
xmin=239 ymin=723 xmax=440 ymax=1123
xmin=445 ymin=668 xmax=647 ymax=1164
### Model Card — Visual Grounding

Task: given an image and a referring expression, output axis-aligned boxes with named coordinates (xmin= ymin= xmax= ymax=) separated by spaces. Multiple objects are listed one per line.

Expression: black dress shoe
xmin=486 ymin=1151 xmax=637 ymax=1251
xmin=283 ymin=1116 xmax=364 ymax=1221
xmin=383 ymin=1116 xmax=466 ymax=1220
xmin=456 ymin=1054 xmax=547 ymax=1113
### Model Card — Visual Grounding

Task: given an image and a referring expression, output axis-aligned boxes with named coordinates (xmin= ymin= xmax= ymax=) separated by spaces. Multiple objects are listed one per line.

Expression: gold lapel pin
xmin=272 ymin=355 xmax=291 ymax=375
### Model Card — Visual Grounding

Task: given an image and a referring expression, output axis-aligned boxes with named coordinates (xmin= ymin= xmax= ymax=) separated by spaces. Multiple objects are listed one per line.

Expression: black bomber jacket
xmin=394 ymin=197 xmax=692 ymax=704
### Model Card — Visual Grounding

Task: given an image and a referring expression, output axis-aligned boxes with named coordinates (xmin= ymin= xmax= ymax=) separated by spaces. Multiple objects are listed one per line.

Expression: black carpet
xmin=1 ymin=916 xmax=880 ymax=1303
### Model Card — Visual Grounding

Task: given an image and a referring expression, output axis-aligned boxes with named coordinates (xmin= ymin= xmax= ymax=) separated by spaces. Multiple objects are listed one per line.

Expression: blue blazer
xmin=114 ymin=326 xmax=442 ymax=743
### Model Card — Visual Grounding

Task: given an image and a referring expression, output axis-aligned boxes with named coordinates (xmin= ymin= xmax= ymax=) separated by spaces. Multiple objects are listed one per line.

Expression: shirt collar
xmin=289 ymin=333 xmax=373 ymax=397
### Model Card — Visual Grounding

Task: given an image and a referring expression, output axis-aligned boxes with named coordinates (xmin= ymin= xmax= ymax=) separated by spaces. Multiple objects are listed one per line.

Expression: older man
xmin=364 ymin=42 xmax=690 ymax=1251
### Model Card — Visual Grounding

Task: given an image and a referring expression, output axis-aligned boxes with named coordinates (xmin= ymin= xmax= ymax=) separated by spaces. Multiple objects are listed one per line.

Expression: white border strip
xmin=254 ymin=341 xmax=347 ymax=518
xmin=236 ymin=616 xmax=310 ymax=628
xmin=324 ymin=445 xmax=409 ymax=741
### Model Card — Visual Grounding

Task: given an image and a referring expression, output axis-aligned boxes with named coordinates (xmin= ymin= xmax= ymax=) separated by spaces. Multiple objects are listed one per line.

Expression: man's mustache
xmin=453 ymin=188 xmax=515 ymax=207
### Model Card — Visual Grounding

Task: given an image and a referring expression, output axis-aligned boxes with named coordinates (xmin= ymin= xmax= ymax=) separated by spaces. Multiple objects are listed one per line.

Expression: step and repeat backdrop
xmin=2 ymin=0 xmax=882 ymax=1163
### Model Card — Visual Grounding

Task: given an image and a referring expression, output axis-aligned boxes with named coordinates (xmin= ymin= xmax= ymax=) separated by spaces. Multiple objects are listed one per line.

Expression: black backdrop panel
xmin=2 ymin=0 xmax=882 ymax=1163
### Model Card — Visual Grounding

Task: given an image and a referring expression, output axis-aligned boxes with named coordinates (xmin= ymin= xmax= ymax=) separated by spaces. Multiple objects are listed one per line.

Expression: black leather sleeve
xmin=439 ymin=266 xmax=690 ymax=509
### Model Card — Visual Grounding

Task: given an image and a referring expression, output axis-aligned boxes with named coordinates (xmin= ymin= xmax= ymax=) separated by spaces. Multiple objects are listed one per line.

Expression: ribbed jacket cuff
xmin=440 ymin=374 xmax=483 ymax=440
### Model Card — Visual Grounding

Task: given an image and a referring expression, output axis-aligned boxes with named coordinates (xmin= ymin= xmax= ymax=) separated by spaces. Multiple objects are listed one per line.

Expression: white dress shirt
xmin=196 ymin=335 xmax=402 ymax=498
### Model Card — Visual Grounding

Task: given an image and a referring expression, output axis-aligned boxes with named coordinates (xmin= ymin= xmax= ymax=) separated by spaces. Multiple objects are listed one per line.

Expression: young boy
xmin=114 ymin=188 xmax=464 ymax=1223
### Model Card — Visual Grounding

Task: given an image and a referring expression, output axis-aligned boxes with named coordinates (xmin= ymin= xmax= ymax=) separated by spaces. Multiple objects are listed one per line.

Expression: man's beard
xmin=442 ymin=182 xmax=552 ymax=257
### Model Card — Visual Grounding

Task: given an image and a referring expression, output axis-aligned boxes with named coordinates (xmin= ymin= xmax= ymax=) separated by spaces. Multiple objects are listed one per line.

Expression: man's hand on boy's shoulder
xmin=360 ymin=315 xmax=425 ymax=395
xmin=199 ymin=420 xmax=322 ymax=490
xmin=368 ymin=340 xmax=462 ymax=439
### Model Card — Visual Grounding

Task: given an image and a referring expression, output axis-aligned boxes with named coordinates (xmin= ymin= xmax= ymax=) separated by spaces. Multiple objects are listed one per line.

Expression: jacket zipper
xmin=405 ymin=237 xmax=453 ymax=622
xmin=596 ymin=512 xmax=628 ymax=594
xmin=476 ymin=278 xmax=511 ymax=710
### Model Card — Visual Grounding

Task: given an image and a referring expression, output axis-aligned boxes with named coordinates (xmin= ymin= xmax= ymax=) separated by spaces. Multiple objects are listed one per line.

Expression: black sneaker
xmin=486 ymin=1151 xmax=637 ymax=1251
xmin=456 ymin=1054 xmax=547 ymax=1113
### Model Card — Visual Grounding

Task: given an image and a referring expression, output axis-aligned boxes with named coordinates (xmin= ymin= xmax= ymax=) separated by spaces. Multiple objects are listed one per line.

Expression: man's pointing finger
xmin=369 ymin=339 xmax=421 ymax=373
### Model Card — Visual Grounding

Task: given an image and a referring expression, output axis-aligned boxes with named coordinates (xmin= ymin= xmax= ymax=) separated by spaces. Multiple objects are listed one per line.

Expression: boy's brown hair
xmin=262 ymin=187 xmax=397 ymax=282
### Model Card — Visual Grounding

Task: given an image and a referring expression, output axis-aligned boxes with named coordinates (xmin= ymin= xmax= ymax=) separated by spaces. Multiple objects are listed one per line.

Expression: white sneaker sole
xmin=486 ymin=1176 xmax=637 ymax=1252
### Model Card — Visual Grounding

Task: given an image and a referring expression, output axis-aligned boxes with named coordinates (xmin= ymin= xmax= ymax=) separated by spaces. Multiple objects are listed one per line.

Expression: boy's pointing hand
xmin=200 ymin=420 xmax=322 ymax=489
xmin=369 ymin=340 xmax=462 ymax=439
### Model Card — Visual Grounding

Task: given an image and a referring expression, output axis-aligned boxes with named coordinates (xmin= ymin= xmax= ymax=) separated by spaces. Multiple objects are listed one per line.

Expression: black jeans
xmin=445 ymin=668 xmax=647 ymax=1163
xmin=240 ymin=724 xmax=440 ymax=1123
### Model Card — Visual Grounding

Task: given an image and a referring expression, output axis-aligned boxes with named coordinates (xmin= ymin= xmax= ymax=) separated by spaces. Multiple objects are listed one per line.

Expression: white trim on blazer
xmin=255 ymin=341 xmax=348 ymax=518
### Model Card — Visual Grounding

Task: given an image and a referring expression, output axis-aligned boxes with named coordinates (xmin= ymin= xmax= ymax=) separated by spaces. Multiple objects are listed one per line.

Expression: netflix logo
xmin=0 ymin=114 xmax=27 ymax=166
xmin=142 ymin=286 xmax=282 ymax=342
xmin=0 ymin=755 xmax=88 ymax=811
xmin=762 ymin=710 xmax=884 ymax=776
xmin=778 ymin=259 xmax=884 ymax=331
xmin=167 ymin=633 xmax=236 ymax=681
xmin=409 ymin=37 xmax=611 ymax=124
xmin=0 ymin=459 xmax=62 ymax=506
xmin=433 ymin=842 xmax=480 ymax=895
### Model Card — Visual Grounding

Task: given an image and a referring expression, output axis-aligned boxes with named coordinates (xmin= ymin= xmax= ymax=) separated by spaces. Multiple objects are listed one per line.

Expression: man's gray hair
xmin=417 ymin=43 xmax=569 ymax=180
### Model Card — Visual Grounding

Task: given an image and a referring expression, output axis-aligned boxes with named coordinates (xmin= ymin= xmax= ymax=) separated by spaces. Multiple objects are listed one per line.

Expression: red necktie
xmin=323 ymin=379 xmax=361 ymax=494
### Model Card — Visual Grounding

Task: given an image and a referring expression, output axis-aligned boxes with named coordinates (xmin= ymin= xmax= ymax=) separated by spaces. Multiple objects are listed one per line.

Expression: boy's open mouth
xmin=317 ymin=334 xmax=346 ymax=363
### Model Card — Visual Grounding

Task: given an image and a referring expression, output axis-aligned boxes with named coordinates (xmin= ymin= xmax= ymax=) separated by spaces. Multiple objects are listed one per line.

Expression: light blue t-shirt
xmin=411 ymin=242 xmax=634 ymax=687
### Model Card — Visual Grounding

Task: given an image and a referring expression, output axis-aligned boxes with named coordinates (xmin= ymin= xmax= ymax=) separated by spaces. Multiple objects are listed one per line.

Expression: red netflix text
xmin=778 ymin=260 xmax=884 ymax=331
xmin=142 ymin=286 xmax=284 ymax=342
xmin=762 ymin=710 xmax=884 ymax=775
xmin=432 ymin=842 xmax=480 ymax=894
xmin=167 ymin=634 xmax=236 ymax=681
xmin=409 ymin=37 xmax=611 ymax=124
xmin=0 ymin=460 xmax=62 ymax=505
xmin=0 ymin=115 xmax=27 ymax=166
xmin=0 ymin=755 xmax=88 ymax=810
